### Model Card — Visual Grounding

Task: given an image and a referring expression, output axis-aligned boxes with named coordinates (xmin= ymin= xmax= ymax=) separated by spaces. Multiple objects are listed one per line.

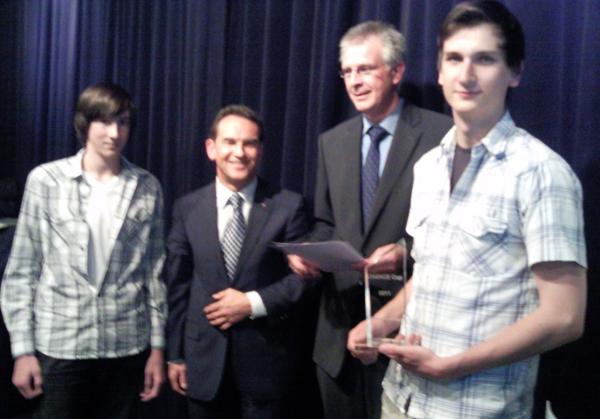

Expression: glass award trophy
xmin=358 ymin=239 xmax=408 ymax=349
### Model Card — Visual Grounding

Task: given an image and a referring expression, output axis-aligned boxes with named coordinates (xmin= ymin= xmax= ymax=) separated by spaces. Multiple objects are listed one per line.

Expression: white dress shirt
xmin=215 ymin=177 xmax=267 ymax=318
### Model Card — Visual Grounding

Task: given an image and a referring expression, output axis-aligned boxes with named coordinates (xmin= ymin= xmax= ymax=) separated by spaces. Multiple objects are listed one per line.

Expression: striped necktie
xmin=222 ymin=193 xmax=246 ymax=280
xmin=361 ymin=125 xmax=388 ymax=230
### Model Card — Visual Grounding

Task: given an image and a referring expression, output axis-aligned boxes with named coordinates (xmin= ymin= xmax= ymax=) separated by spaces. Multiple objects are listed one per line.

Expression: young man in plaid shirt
xmin=348 ymin=2 xmax=587 ymax=418
xmin=1 ymin=82 xmax=167 ymax=419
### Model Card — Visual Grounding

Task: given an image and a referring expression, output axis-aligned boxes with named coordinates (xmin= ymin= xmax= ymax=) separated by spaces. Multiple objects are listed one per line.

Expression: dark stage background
xmin=1 ymin=1 xmax=599 ymax=418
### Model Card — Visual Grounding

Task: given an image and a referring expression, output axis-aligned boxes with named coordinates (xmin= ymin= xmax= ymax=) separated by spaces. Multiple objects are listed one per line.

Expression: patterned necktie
xmin=361 ymin=125 xmax=388 ymax=230
xmin=222 ymin=193 xmax=246 ymax=280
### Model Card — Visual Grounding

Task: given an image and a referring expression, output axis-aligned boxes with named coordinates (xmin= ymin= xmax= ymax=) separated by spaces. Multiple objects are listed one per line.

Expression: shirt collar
xmin=440 ymin=111 xmax=515 ymax=160
xmin=215 ymin=177 xmax=257 ymax=210
xmin=63 ymin=149 xmax=136 ymax=180
xmin=361 ymin=98 xmax=404 ymax=136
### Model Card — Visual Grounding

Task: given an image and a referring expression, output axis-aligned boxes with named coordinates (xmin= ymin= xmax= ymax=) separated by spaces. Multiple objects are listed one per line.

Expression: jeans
xmin=30 ymin=349 xmax=148 ymax=419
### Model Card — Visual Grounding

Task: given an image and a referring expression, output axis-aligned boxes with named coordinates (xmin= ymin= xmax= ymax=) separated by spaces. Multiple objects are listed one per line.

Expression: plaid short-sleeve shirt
xmin=383 ymin=113 xmax=586 ymax=418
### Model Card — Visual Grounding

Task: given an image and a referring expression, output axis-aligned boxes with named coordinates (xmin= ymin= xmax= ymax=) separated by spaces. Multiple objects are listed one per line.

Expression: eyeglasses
xmin=338 ymin=64 xmax=380 ymax=79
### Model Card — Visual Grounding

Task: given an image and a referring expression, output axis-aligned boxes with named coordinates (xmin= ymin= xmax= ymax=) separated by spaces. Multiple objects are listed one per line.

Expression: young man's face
xmin=85 ymin=111 xmax=131 ymax=159
xmin=205 ymin=114 xmax=262 ymax=191
xmin=438 ymin=23 xmax=521 ymax=124
xmin=340 ymin=35 xmax=405 ymax=123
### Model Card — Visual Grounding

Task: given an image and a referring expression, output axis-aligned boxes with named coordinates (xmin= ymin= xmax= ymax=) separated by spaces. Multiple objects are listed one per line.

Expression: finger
xmin=141 ymin=369 xmax=162 ymax=402
xmin=179 ymin=370 xmax=188 ymax=391
xmin=205 ymin=309 xmax=223 ymax=321
xmin=212 ymin=289 xmax=227 ymax=300
xmin=203 ymin=306 xmax=215 ymax=315
xmin=219 ymin=322 xmax=232 ymax=330
xmin=378 ymin=343 xmax=404 ymax=359
xmin=168 ymin=373 xmax=179 ymax=391
xmin=16 ymin=376 xmax=39 ymax=399
xmin=208 ymin=317 xmax=226 ymax=326
xmin=144 ymin=380 xmax=161 ymax=401
xmin=144 ymin=368 xmax=152 ymax=393
xmin=31 ymin=369 xmax=43 ymax=397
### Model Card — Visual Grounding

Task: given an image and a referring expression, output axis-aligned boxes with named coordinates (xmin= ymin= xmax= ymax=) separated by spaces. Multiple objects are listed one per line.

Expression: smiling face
xmin=340 ymin=35 xmax=405 ymax=123
xmin=205 ymin=114 xmax=262 ymax=191
xmin=438 ymin=23 xmax=521 ymax=127
xmin=85 ymin=111 xmax=131 ymax=159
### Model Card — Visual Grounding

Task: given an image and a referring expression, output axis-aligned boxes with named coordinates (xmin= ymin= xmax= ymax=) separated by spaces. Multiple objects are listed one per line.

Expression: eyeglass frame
xmin=338 ymin=64 xmax=381 ymax=79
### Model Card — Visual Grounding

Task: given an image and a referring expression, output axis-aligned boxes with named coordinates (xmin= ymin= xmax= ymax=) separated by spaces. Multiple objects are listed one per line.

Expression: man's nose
xmin=106 ymin=122 xmax=119 ymax=138
xmin=232 ymin=143 xmax=245 ymax=156
xmin=458 ymin=61 xmax=476 ymax=84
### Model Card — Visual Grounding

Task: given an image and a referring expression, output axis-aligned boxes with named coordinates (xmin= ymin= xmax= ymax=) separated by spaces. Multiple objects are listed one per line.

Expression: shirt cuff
xmin=10 ymin=335 xmax=35 ymax=359
xmin=245 ymin=291 xmax=267 ymax=319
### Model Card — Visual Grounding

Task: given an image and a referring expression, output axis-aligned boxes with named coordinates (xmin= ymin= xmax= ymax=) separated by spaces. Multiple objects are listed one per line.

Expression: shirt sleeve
xmin=144 ymin=180 xmax=167 ymax=349
xmin=519 ymin=157 xmax=587 ymax=268
xmin=246 ymin=291 xmax=267 ymax=318
xmin=0 ymin=169 xmax=45 ymax=357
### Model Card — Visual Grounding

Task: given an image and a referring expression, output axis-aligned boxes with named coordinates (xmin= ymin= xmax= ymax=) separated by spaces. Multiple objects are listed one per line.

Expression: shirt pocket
xmin=120 ymin=206 xmax=153 ymax=244
xmin=456 ymin=215 xmax=508 ymax=277
xmin=407 ymin=212 xmax=432 ymax=263
xmin=48 ymin=214 xmax=85 ymax=247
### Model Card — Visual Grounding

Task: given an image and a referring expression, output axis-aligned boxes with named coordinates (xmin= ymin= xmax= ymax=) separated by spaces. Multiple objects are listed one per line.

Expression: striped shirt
xmin=1 ymin=150 xmax=167 ymax=359
xmin=383 ymin=112 xmax=586 ymax=418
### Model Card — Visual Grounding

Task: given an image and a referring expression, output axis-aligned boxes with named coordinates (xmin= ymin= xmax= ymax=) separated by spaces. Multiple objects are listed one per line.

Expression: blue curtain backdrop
xmin=1 ymin=1 xmax=600 ymax=418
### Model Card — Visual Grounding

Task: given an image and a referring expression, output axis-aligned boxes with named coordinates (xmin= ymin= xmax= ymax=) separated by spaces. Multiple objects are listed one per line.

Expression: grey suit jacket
xmin=311 ymin=103 xmax=452 ymax=377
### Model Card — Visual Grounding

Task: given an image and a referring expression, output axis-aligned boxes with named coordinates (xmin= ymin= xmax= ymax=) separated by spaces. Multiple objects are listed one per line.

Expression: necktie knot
xmin=367 ymin=125 xmax=387 ymax=146
xmin=228 ymin=193 xmax=243 ymax=210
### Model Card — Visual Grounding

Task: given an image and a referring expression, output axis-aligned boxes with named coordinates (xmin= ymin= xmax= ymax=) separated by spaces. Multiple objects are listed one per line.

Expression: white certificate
xmin=273 ymin=240 xmax=364 ymax=272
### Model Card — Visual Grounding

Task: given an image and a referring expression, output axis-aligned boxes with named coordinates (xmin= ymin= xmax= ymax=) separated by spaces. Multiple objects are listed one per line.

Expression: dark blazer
xmin=312 ymin=103 xmax=452 ymax=378
xmin=166 ymin=178 xmax=312 ymax=402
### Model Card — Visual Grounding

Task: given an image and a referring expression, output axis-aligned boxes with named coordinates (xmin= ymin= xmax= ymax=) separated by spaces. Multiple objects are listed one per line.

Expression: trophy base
xmin=355 ymin=337 xmax=405 ymax=350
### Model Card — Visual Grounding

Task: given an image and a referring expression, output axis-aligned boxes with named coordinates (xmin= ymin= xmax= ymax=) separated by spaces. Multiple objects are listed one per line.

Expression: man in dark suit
xmin=166 ymin=105 xmax=313 ymax=419
xmin=288 ymin=21 xmax=452 ymax=419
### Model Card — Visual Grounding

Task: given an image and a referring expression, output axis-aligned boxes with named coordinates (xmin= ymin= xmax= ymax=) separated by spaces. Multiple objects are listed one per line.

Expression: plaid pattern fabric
xmin=1 ymin=151 xmax=166 ymax=359
xmin=382 ymin=113 xmax=587 ymax=418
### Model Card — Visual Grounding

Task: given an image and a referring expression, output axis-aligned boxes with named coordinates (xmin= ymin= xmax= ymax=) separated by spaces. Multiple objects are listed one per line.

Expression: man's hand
xmin=204 ymin=288 xmax=252 ymax=330
xmin=12 ymin=354 xmax=43 ymax=399
xmin=356 ymin=243 xmax=405 ymax=274
xmin=378 ymin=337 xmax=457 ymax=381
xmin=347 ymin=320 xmax=380 ymax=365
xmin=140 ymin=348 xmax=165 ymax=402
xmin=167 ymin=362 xmax=188 ymax=396
xmin=287 ymin=254 xmax=321 ymax=278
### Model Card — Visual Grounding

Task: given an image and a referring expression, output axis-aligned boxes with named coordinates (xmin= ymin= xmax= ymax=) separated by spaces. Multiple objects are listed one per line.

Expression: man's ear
xmin=509 ymin=62 xmax=524 ymax=88
xmin=392 ymin=62 xmax=406 ymax=85
xmin=205 ymin=138 xmax=216 ymax=161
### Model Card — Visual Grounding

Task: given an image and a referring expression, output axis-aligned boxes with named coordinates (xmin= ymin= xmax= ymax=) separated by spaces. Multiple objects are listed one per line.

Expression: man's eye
xmin=478 ymin=55 xmax=495 ymax=64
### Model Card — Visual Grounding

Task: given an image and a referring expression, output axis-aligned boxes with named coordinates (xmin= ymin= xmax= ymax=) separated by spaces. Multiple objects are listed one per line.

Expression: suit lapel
xmin=193 ymin=183 xmax=229 ymax=284
xmin=364 ymin=104 xmax=423 ymax=239
xmin=233 ymin=179 xmax=271 ymax=283
xmin=341 ymin=117 xmax=365 ymax=249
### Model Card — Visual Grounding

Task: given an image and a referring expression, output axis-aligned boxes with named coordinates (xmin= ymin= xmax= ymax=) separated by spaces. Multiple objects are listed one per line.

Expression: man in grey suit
xmin=288 ymin=21 xmax=452 ymax=419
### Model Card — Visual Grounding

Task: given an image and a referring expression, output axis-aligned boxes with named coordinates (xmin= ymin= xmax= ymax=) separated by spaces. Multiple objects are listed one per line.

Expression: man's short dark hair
xmin=209 ymin=104 xmax=264 ymax=143
xmin=438 ymin=1 xmax=525 ymax=74
xmin=73 ymin=82 xmax=136 ymax=144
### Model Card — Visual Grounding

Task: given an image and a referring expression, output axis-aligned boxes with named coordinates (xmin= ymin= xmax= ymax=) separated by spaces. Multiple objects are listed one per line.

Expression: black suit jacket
xmin=312 ymin=103 xmax=452 ymax=378
xmin=166 ymin=178 xmax=312 ymax=401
